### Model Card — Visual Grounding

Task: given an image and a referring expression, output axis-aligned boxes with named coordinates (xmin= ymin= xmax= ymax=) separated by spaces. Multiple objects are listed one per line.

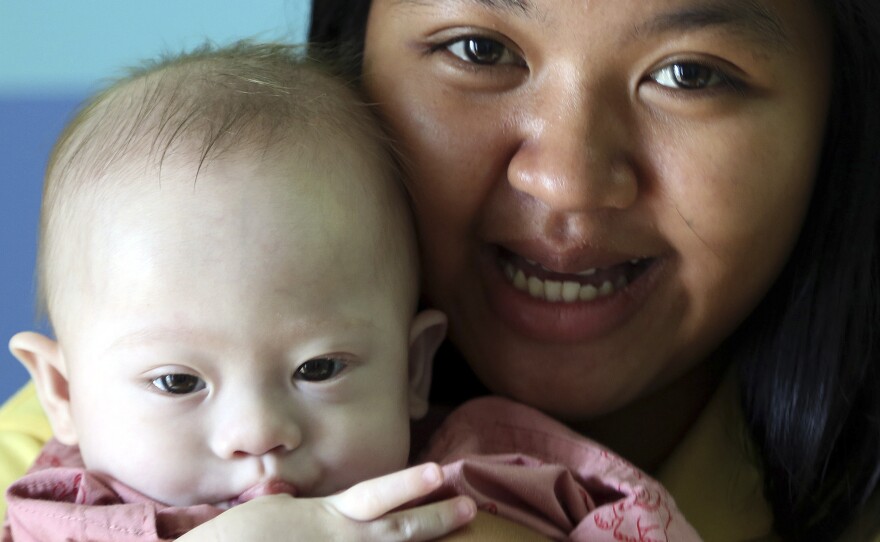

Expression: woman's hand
xmin=177 ymin=463 xmax=476 ymax=541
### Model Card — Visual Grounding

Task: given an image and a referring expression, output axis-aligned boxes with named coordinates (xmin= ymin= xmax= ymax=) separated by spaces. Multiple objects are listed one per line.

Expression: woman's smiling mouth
xmin=498 ymin=248 xmax=653 ymax=303
xmin=481 ymin=245 xmax=665 ymax=342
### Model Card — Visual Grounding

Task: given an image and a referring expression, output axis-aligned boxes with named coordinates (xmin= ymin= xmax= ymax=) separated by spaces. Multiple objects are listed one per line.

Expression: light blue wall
xmin=0 ymin=1 xmax=311 ymax=403
xmin=0 ymin=1 xmax=310 ymax=94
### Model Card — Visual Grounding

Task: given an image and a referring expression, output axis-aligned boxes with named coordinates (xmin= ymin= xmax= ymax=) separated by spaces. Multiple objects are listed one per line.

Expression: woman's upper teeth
xmin=505 ymin=263 xmax=628 ymax=302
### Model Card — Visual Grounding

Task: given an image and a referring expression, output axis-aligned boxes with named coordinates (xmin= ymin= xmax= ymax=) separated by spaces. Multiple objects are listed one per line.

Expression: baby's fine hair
xmin=37 ymin=40 xmax=406 ymax=325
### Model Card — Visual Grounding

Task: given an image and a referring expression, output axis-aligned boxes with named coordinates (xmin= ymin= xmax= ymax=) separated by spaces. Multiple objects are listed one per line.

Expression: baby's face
xmin=55 ymin=146 xmax=421 ymax=506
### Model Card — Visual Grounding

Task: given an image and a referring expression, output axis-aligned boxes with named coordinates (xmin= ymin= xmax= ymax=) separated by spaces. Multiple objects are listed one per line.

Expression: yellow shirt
xmin=655 ymin=370 xmax=775 ymax=541
xmin=0 ymin=383 xmax=53 ymax=519
xmin=1 ymin=378 xmax=877 ymax=540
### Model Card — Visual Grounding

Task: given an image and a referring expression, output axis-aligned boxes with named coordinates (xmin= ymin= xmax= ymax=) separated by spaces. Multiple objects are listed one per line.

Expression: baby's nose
xmin=211 ymin=400 xmax=302 ymax=458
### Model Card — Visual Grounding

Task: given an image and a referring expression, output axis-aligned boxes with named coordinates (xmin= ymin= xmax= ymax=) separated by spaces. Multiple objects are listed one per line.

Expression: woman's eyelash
xmin=431 ymin=35 xmax=524 ymax=67
xmin=648 ymin=61 xmax=746 ymax=93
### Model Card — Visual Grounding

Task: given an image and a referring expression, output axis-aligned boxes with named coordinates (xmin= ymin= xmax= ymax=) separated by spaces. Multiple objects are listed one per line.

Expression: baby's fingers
xmin=327 ymin=463 xmax=446 ymax=520
xmin=363 ymin=496 xmax=476 ymax=541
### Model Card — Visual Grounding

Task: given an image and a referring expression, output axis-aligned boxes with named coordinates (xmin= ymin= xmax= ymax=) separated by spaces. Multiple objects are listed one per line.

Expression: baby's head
xmin=10 ymin=42 xmax=446 ymax=506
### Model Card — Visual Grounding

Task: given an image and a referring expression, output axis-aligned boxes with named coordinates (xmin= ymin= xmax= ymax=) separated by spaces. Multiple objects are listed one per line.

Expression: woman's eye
xmin=294 ymin=358 xmax=348 ymax=382
xmin=445 ymin=37 xmax=521 ymax=66
xmin=649 ymin=62 xmax=728 ymax=90
xmin=152 ymin=374 xmax=205 ymax=395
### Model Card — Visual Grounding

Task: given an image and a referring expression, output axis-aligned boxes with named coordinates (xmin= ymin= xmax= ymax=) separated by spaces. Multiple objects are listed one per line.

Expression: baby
xmin=3 ymin=42 xmax=702 ymax=542
xmin=3 ymin=42 xmax=452 ymax=540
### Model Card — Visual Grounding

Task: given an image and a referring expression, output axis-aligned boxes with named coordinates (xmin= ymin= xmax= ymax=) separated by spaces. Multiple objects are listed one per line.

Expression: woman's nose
xmin=211 ymin=396 xmax=302 ymax=458
xmin=507 ymin=81 xmax=638 ymax=213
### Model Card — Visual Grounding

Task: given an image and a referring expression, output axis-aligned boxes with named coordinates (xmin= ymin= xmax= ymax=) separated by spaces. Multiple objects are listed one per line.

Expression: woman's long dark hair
xmin=733 ymin=1 xmax=880 ymax=538
xmin=309 ymin=2 xmax=880 ymax=539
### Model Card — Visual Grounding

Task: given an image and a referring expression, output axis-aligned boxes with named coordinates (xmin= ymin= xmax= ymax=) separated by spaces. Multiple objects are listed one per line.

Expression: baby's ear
xmin=407 ymin=309 xmax=447 ymax=420
xmin=9 ymin=331 xmax=78 ymax=445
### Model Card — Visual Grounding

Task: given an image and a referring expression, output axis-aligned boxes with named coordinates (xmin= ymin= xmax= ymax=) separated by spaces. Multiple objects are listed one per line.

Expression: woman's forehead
xmin=378 ymin=0 xmax=807 ymax=37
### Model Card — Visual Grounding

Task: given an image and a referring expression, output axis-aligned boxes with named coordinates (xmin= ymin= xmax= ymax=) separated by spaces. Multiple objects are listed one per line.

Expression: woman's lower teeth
xmin=504 ymin=265 xmax=627 ymax=302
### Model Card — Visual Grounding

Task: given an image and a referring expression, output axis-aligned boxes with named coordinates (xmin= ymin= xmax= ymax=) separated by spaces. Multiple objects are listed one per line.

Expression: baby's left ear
xmin=407 ymin=309 xmax=447 ymax=420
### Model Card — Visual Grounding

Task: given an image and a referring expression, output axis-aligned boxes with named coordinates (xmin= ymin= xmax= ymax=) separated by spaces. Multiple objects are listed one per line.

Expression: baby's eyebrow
xmin=632 ymin=0 xmax=792 ymax=51
xmin=106 ymin=318 xmax=378 ymax=352
xmin=106 ymin=327 xmax=206 ymax=352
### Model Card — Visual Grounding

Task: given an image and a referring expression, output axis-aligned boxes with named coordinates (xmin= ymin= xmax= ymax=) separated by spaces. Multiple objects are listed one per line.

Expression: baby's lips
xmin=232 ymin=479 xmax=298 ymax=505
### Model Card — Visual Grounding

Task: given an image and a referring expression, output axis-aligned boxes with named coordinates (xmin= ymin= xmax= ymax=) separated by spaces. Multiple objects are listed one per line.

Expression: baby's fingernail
xmin=457 ymin=498 xmax=476 ymax=520
xmin=422 ymin=464 xmax=442 ymax=485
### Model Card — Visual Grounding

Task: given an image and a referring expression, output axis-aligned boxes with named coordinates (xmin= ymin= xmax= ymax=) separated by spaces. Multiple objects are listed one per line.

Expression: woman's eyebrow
xmin=397 ymin=0 xmax=790 ymax=50
xmin=632 ymin=1 xmax=792 ymax=50
xmin=396 ymin=0 xmax=534 ymax=17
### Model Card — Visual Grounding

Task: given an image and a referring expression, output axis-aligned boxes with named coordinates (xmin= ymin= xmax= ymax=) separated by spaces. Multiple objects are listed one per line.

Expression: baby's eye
xmin=294 ymin=358 xmax=348 ymax=382
xmin=152 ymin=373 xmax=206 ymax=395
xmin=649 ymin=62 xmax=729 ymax=90
xmin=445 ymin=36 xmax=522 ymax=66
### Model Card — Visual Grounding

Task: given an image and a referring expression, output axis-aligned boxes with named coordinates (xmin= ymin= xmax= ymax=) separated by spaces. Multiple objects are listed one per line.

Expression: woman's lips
xmin=481 ymin=246 xmax=664 ymax=342
xmin=499 ymin=248 xmax=652 ymax=303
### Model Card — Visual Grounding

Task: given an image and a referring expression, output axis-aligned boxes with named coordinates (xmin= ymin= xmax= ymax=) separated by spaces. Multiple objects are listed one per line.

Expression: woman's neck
xmin=429 ymin=340 xmax=729 ymax=472
xmin=571 ymin=356 xmax=729 ymax=472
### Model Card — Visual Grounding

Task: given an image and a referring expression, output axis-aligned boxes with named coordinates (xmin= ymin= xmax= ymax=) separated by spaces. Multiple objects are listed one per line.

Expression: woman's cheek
xmin=656 ymin=120 xmax=814 ymax=313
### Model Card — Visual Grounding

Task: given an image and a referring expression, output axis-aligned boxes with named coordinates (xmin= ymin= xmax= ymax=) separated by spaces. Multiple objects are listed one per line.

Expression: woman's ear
xmin=9 ymin=331 xmax=78 ymax=445
xmin=407 ymin=309 xmax=448 ymax=420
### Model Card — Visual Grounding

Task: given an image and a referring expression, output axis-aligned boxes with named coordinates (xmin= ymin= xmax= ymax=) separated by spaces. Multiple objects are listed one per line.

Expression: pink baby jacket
xmin=4 ymin=396 xmax=701 ymax=541
xmin=2 ymin=440 xmax=223 ymax=541
xmin=420 ymin=396 xmax=702 ymax=541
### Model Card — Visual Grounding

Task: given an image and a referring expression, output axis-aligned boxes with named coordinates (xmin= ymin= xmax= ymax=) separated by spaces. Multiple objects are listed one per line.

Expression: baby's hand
xmin=177 ymin=463 xmax=476 ymax=541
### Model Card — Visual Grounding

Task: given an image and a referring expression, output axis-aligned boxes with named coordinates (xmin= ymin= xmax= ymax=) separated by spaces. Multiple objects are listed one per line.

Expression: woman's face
xmin=363 ymin=0 xmax=831 ymax=420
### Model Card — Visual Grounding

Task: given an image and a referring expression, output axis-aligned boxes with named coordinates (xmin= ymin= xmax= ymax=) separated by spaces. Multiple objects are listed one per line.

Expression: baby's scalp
xmin=37 ymin=41 xmax=420 ymax=338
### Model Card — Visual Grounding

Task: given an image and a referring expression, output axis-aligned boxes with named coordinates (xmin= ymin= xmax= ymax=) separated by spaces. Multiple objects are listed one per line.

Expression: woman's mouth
xmin=499 ymin=250 xmax=653 ymax=303
xmin=480 ymin=246 xmax=663 ymax=342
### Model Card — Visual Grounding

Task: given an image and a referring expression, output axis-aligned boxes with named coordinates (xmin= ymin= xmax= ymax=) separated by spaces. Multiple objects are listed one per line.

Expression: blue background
xmin=0 ymin=1 xmax=310 ymax=402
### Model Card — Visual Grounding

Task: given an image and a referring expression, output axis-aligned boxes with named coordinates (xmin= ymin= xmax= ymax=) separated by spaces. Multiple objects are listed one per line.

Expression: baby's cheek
xmin=324 ymin=411 xmax=411 ymax=485
xmin=84 ymin=424 xmax=205 ymax=505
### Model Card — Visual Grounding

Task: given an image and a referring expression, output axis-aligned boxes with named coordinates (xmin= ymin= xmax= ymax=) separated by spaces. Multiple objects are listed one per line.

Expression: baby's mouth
xmin=224 ymin=479 xmax=298 ymax=507
xmin=498 ymin=249 xmax=653 ymax=303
